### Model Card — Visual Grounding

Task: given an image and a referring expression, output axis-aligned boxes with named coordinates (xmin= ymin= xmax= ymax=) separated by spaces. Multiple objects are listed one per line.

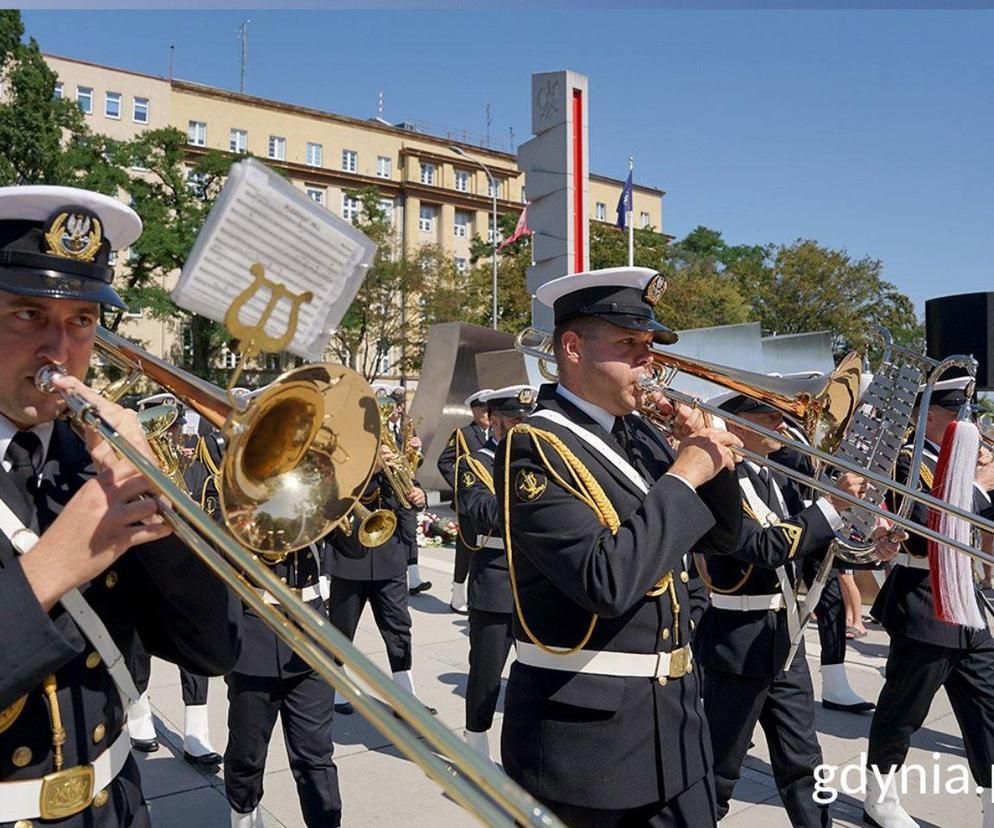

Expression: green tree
xmin=465 ymin=209 xmax=532 ymax=334
xmin=734 ymin=238 xmax=922 ymax=358
xmin=589 ymin=223 xmax=752 ymax=331
xmin=329 ymin=187 xmax=427 ymax=382
xmin=0 ymin=11 xmax=123 ymax=192
xmin=111 ymin=127 xmax=239 ymax=381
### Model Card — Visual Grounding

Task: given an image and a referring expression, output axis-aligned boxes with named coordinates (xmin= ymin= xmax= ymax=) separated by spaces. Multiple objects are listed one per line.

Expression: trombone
xmin=515 ymin=326 xmax=994 ymax=566
xmin=45 ymin=329 xmax=561 ymax=828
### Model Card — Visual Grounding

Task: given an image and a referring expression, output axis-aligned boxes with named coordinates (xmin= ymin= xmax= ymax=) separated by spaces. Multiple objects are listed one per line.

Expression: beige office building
xmin=44 ymin=54 xmax=667 ymax=380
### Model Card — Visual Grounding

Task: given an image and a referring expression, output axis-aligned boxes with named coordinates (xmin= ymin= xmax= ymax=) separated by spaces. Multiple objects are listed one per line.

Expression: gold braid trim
xmin=42 ymin=675 xmax=65 ymax=771
xmin=696 ymin=497 xmax=755 ymax=594
xmin=503 ymin=424 xmax=621 ymax=655
xmin=452 ymin=429 xmax=488 ymax=551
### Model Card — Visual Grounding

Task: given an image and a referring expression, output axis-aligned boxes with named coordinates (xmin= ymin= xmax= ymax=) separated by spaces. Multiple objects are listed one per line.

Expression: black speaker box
xmin=925 ymin=292 xmax=994 ymax=391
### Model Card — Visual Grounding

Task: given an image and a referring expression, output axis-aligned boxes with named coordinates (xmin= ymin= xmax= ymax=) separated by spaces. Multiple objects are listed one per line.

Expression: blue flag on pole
xmin=616 ymin=171 xmax=632 ymax=229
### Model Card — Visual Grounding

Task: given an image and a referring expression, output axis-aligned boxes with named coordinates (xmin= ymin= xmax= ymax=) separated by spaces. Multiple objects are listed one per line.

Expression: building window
xmin=419 ymin=205 xmax=435 ymax=233
xmin=378 ymin=198 xmax=394 ymax=225
xmin=342 ymin=193 xmax=361 ymax=224
xmin=107 ymin=250 xmax=117 ymax=266
xmin=222 ymin=344 xmax=238 ymax=369
xmin=76 ymin=86 xmax=93 ymax=114
xmin=188 ymin=120 xmax=207 ymax=146
xmin=104 ymin=91 xmax=121 ymax=119
xmin=229 ymin=128 xmax=247 ymax=153
xmin=521 ymin=187 xmax=527 ymax=204
xmin=306 ymin=142 xmax=323 ymax=167
xmin=454 ymin=169 xmax=469 ymax=192
xmin=455 ymin=257 xmax=468 ymax=273
xmin=487 ymin=215 xmax=502 ymax=244
xmin=487 ymin=178 xmax=502 ymax=199
xmin=305 ymin=186 xmax=325 ymax=205
xmin=420 ymin=163 xmax=435 ymax=186
xmin=453 ymin=211 xmax=470 ymax=239
xmin=186 ymin=169 xmax=208 ymax=198
xmin=595 ymin=202 xmax=606 ymax=221
xmin=341 ymin=149 xmax=357 ymax=173
xmin=133 ymin=96 xmax=148 ymax=124
xmin=376 ymin=351 xmax=391 ymax=376
xmin=640 ymin=211 xmax=651 ymax=229
xmin=268 ymin=135 xmax=286 ymax=161
xmin=376 ymin=156 xmax=391 ymax=178
xmin=53 ymin=81 xmax=63 ymax=100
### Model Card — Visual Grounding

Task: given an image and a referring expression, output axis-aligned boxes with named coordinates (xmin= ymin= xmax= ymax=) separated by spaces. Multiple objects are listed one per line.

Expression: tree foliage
xmin=111 ymin=128 xmax=238 ymax=381
xmin=0 ymin=11 xmax=123 ymax=192
xmin=328 ymin=187 xmax=428 ymax=382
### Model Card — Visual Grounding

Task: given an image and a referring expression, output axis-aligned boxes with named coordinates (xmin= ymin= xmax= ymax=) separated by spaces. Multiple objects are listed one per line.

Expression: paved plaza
xmin=137 ymin=545 xmax=980 ymax=827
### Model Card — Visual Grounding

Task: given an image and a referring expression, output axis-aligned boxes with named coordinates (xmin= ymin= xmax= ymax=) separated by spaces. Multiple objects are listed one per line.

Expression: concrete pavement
xmin=136 ymin=548 xmax=982 ymax=827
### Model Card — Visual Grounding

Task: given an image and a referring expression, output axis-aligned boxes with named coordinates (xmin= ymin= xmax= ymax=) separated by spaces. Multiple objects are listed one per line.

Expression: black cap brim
xmin=719 ymin=393 xmax=779 ymax=416
xmin=604 ymin=313 xmax=679 ymax=345
xmin=0 ymin=266 xmax=126 ymax=309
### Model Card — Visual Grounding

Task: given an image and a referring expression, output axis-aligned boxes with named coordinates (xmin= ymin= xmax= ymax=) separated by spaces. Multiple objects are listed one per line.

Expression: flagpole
xmin=627 ymin=156 xmax=634 ymax=267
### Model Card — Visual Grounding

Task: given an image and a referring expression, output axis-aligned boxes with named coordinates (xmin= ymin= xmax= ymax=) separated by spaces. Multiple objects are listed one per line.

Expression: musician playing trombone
xmin=497 ymin=267 xmax=744 ymax=827
xmin=693 ymin=391 xmax=899 ymax=827
xmin=865 ymin=376 xmax=994 ymax=828
xmin=0 ymin=186 xmax=240 ymax=827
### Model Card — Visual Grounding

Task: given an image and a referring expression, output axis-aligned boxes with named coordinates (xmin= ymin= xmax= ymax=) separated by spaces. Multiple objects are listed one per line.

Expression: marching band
xmin=2 ymin=183 xmax=994 ymax=828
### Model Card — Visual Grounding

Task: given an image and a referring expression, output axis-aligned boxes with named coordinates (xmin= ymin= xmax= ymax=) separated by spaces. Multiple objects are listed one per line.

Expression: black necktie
xmin=756 ymin=466 xmax=787 ymax=519
xmin=612 ymin=417 xmax=636 ymax=465
xmin=6 ymin=431 xmax=44 ymax=511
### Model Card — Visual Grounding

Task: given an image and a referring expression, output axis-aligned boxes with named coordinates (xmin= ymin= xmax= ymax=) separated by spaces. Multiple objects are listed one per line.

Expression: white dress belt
xmin=896 ymin=552 xmax=930 ymax=570
xmin=0 ymin=730 xmax=130 ymax=821
xmin=257 ymin=581 xmax=325 ymax=605
xmin=710 ymin=593 xmax=785 ymax=612
xmin=515 ymin=641 xmax=693 ymax=679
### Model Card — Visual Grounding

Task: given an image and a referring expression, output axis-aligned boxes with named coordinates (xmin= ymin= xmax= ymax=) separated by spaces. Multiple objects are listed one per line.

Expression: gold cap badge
xmin=43 ymin=207 xmax=103 ymax=263
xmin=643 ymin=273 xmax=666 ymax=305
xmin=518 ymin=388 xmax=537 ymax=405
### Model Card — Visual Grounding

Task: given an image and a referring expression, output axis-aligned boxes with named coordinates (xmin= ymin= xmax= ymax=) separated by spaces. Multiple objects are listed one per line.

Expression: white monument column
xmin=517 ymin=70 xmax=590 ymax=331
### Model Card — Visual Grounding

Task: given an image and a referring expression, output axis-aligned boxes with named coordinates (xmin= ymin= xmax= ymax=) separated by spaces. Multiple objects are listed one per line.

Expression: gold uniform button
xmin=93 ymin=789 xmax=110 ymax=808
xmin=657 ymin=676 xmax=668 ymax=686
xmin=660 ymin=628 xmax=670 ymax=640
xmin=104 ymin=571 xmax=118 ymax=589
xmin=93 ymin=723 xmax=106 ymax=743
xmin=11 ymin=746 xmax=32 ymax=767
xmin=85 ymin=651 xmax=101 ymax=669
xmin=680 ymin=571 xmax=689 ymax=583
xmin=14 ymin=820 xmax=32 ymax=828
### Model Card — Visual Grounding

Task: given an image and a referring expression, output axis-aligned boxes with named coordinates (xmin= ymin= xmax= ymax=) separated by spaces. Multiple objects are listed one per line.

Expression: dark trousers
xmin=453 ymin=538 xmax=470 ymax=584
xmin=703 ymin=648 xmax=829 ymax=827
xmin=801 ymin=558 xmax=846 ymax=666
xmin=224 ymin=671 xmax=341 ymax=827
xmin=545 ymin=773 xmax=718 ymax=828
xmin=327 ymin=575 xmax=412 ymax=672
xmin=868 ymin=633 xmax=994 ymax=785
xmin=465 ymin=608 xmax=513 ymax=732
xmin=132 ymin=646 xmax=208 ymax=705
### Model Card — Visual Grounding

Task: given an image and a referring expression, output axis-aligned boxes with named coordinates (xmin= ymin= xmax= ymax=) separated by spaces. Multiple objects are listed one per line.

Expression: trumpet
xmin=515 ymin=326 xmax=994 ymax=567
xmin=47 ymin=329 xmax=560 ymax=828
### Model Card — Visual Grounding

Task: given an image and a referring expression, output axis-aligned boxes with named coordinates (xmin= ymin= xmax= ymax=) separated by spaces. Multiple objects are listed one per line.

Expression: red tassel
xmin=928 ymin=419 xmax=984 ymax=628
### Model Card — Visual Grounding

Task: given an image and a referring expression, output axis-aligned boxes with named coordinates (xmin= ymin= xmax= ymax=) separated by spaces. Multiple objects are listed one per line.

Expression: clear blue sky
xmin=21 ymin=9 xmax=994 ymax=316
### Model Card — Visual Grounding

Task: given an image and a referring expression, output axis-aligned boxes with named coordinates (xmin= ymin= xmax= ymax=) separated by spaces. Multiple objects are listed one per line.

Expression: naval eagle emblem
xmin=642 ymin=273 xmax=666 ymax=305
xmin=43 ymin=207 xmax=103 ymax=263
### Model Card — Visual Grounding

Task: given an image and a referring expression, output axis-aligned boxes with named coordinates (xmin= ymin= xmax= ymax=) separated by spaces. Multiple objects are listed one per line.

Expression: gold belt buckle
xmin=668 ymin=646 xmax=691 ymax=679
xmin=39 ymin=764 xmax=94 ymax=820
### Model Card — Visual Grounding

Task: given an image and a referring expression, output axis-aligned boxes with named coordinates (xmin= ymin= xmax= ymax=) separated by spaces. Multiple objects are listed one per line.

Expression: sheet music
xmin=173 ymin=157 xmax=377 ymax=362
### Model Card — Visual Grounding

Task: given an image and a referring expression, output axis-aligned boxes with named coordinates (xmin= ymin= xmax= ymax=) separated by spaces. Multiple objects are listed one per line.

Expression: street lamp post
xmin=450 ymin=145 xmax=498 ymax=329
